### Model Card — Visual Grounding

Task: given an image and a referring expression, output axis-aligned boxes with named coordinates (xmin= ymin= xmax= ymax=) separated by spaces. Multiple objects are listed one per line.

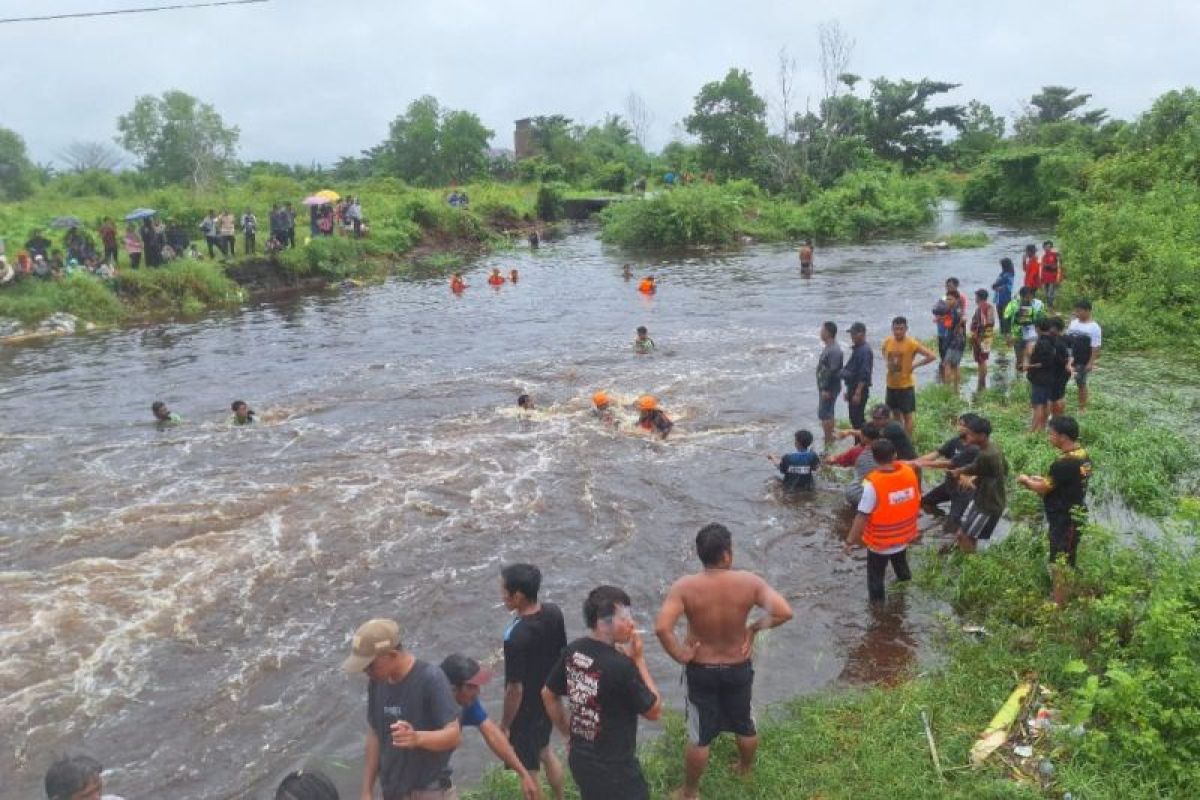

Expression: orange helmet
xmin=592 ymin=391 xmax=610 ymax=408
xmin=638 ymin=394 xmax=658 ymax=411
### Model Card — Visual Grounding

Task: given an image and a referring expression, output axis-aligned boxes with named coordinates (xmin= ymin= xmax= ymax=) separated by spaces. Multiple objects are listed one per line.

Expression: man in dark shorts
xmin=342 ymin=618 xmax=462 ymax=800
xmin=1024 ymin=318 xmax=1058 ymax=432
xmin=950 ymin=416 xmax=1008 ymax=554
xmin=798 ymin=239 xmax=814 ymax=275
xmin=1048 ymin=316 xmax=1071 ymax=418
xmin=816 ymin=321 xmax=844 ymax=448
xmin=500 ymin=564 xmax=567 ymax=800
xmin=841 ymin=322 xmax=873 ymax=430
xmin=1018 ymin=416 xmax=1092 ymax=604
xmin=654 ymin=523 xmax=793 ymax=800
xmin=882 ymin=316 xmax=937 ymax=436
xmin=440 ymin=654 xmax=541 ymax=800
xmin=542 ymin=586 xmax=662 ymax=800
xmin=913 ymin=412 xmax=981 ymax=533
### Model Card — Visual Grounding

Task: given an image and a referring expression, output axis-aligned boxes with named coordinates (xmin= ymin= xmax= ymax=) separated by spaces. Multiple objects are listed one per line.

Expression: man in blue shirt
xmin=769 ymin=429 xmax=820 ymax=490
xmin=441 ymin=654 xmax=542 ymax=800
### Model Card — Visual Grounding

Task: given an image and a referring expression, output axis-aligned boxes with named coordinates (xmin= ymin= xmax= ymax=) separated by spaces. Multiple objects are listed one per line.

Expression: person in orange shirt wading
xmin=881 ymin=316 xmax=937 ymax=437
xmin=842 ymin=439 xmax=921 ymax=603
xmin=638 ymin=275 xmax=656 ymax=294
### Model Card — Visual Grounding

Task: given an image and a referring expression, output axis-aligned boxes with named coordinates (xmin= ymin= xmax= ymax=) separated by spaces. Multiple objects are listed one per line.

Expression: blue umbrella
xmin=124 ymin=208 xmax=157 ymax=221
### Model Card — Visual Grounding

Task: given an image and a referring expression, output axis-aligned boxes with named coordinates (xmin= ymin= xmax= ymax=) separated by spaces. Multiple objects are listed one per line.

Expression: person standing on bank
xmin=542 ymin=586 xmax=662 ymax=800
xmin=1066 ymin=299 xmax=1102 ymax=413
xmin=842 ymin=321 xmax=873 ymax=431
xmin=816 ymin=321 xmax=844 ymax=449
xmin=241 ymin=208 xmax=258 ymax=255
xmin=882 ymin=316 xmax=937 ymax=436
xmin=843 ymin=439 xmax=921 ymax=603
xmin=440 ymin=654 xmax=542 ymax=800
xmin=500 ymin=564 xmax=567 ymax=800
xmin=1017 ymin=416 xmax=1092 ymax=605
xmin=342 ymin=618 xmax=463 ymax=800
xmin=655 ymin=523 xmax=794 ymax=800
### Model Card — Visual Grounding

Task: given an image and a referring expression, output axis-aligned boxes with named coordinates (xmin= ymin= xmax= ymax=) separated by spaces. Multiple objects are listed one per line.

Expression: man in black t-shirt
xmin=1024 ymin=318 xmax=1059 ymax=432
xmin=914 ymin=412 xmax=981 ymax=533
xmin=342 ymin=618 xmax=462 ymax=800
xmin=500 ymin=564 xmax=567 ymax=800
xmin=542 ymin=586 xmax=662 ymax=800
xmin=1018 ymin=416 xmax=1093 ymax=604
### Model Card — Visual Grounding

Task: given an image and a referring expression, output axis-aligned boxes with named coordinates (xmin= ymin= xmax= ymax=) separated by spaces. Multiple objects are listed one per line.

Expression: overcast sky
xmin=1 ymin=0 xmax=1197 ymax=169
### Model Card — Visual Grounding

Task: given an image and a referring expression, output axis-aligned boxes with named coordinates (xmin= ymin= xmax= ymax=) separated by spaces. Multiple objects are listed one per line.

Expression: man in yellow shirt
xmin=882 ymin=316 xmax=937 ymax=436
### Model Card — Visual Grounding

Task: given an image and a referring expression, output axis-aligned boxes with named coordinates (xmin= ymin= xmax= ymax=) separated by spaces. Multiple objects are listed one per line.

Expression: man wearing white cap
xmin=342 ymin=618 xmax=462 ymax=800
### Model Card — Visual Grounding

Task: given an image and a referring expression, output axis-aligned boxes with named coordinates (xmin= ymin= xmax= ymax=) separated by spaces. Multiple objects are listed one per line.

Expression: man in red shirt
xmin=1022 ymin=244 xmax=1042 ymax=292
xmin=1040 ymin=241 xmax=1062 ymax=308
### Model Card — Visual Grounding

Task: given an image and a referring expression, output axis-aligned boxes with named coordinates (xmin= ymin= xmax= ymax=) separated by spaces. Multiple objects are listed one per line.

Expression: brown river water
xmin=0 ymin=208 xmax=1040 ymax=798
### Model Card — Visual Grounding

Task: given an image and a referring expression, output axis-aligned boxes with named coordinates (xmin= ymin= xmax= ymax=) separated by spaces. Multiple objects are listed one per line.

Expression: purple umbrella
xmin=302 ymin=196 xmax=326 ymax=206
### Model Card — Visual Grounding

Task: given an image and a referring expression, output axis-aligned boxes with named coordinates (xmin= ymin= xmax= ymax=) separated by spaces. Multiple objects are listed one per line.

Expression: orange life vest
xmin=488 ymin=275 xmax=505 ymax=286
xmin=1041 ymin=250 xmax=1060 ymax=282
xmin=862 ymin=464 xmax=920 ymax=551
xmin=638 ymin=279 xmax=655 ymax=294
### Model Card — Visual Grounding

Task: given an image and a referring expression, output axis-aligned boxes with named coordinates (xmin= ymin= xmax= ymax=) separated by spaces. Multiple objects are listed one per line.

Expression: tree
xmin=116 ymin=90 xmax=239 ymax=188
xmin=439 ymin=110 xmax=493 ymax=183
xmin=624 ymin=91 xmax=654 ymax=148
xmin=59 ymin=141 xmax=126 ymax=173
xmin=951 ymin=100 xmax=1005 ymax=166
xmin=761 ymin=47 xmax=801 ymax=192
xmin=0 ymin=127 xmax=35 ymax=200
xmin=1014 ymin=86 xmax=1107 ymax=142
xmin=379 ymin=95 xmax=442 ymax=185
xmin=863 ymin=78 xmax=965 ymax=167
xmin=685 ymin=68 xmax=768 ymax=179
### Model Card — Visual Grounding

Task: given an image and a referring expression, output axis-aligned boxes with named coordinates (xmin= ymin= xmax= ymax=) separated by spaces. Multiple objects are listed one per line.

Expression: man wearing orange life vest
xmin=488 ymin=268 xmax=506 ymax=286
xmin=1040 ymin=241 xmax=1062 ymax=308
xmin=450 ymin=273 xmax=467 ymax=293
xmin=638 ymin=275 xmax=656 ymax=294
xmin=843 ymin=439 xmax=920 ymax=602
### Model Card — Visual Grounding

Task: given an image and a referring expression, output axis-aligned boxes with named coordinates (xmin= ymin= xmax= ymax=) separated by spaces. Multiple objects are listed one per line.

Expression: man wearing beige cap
xmin=342 ymin=619 xmax=462 ymax=800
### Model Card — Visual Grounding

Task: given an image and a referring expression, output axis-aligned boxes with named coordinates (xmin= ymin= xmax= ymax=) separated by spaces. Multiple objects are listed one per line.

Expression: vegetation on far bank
xmin=469 ymin=380 xmax=1200 ymax=800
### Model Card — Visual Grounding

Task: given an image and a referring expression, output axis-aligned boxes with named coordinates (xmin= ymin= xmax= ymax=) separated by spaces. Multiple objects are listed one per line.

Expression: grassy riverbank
xmin=468 ymin=378 xmax=1200 ymax=800
xmin=0 ymin=180 xmax=540 ymax=327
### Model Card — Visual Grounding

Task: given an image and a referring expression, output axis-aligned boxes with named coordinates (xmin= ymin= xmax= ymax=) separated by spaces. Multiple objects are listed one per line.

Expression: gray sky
xmin=1 ymin=0 xmax=1197 ymax=168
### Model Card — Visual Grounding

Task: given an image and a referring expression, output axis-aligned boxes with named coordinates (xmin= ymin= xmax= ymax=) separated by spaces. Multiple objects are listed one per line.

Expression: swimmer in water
xmin=231 ymin=400 xmax=256 ymax=425
xmin=593 ymin=390 xmax=619 ymax=428
xmin=450 ymin=273 xmax=467 ymax=292
xmin=509 ymin=268 xmax=519 ymax=283
xmin=622 ymin=264 xmax=634 ymax=281
xmin=638 ymin=275 xmax=656 ymax=294
xmin=151 ymin=400 xmax=182 ymax=425
xmin=488 ymin=268 xmax=505 ymax=286
xmin=517 ymin=394 xmax=534 ymax=411
xmin=634 ymin=326 xmax=655 ymax=354
xmin=637 ymin=395 xmax=673 ymax=439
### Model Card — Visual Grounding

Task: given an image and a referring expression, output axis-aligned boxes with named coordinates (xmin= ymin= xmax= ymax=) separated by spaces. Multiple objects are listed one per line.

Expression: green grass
xmin=943 ymin=231 xmax=990 ymax=248
xmin=468 ymin=379 xmax=1200 ymax=800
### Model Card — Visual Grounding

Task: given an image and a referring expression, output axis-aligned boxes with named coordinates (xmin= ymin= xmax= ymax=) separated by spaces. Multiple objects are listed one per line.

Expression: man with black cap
xmin=440 ymin=654 xmax=542 ymax=800
xmin=342 ymin=618 xmax=462 ymax=800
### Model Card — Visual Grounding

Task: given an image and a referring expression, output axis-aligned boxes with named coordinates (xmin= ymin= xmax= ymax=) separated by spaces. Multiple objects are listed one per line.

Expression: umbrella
xmin=315 ymin=189 xmax=340 ymax=202
xmin=124 ymin=208 xmax=157 ymax=221
xmin=302 ymin=195 xmax=327 ymax=206
xmin=50 ymin=215 xmax=84 ymax=229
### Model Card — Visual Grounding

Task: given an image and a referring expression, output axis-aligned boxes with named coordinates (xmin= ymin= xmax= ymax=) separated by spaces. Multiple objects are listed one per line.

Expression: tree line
xmin=0 ymin=20 xmax=1134 ymax=203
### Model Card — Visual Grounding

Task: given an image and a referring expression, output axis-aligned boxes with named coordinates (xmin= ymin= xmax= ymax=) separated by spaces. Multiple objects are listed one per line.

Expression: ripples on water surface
xmin=0 ymin=212 xmax=1040 ymax=797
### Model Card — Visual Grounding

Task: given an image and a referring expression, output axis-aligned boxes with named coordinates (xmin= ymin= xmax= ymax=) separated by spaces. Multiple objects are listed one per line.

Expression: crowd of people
xmin=0 ymin=194 xmax=368 ymax=287
xmin=42 ymin=238 xmax=1101 ymax=800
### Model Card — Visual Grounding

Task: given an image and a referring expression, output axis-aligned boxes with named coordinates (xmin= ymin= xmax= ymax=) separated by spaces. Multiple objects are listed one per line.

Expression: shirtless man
xmin=798 ymin=239 xmax=814 ymax=276
xmin=655 ymin=523 xmax=794 ymax=800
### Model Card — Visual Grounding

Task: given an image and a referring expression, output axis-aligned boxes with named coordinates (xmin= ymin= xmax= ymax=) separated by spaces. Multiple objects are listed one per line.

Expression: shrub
xmin=536 ymin=182 xmax=567 ymax=221
xmin=599 ymin=183 xmax=742 ymax=248
xmin=115 ymin=259 xmax=243 ymax=316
